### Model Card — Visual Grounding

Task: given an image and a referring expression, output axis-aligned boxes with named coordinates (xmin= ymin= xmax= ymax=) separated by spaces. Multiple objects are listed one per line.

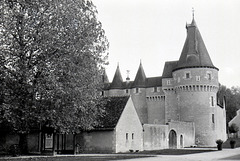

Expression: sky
xmin=92 ymin=0 xmax=240 ymax=88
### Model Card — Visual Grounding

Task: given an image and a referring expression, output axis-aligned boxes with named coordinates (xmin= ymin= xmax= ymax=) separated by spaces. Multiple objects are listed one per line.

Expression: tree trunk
xmin=19 ymin=133 xmax=29 ymax=154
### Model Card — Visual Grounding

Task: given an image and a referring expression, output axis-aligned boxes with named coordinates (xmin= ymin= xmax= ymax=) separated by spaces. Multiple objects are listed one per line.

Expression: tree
xmin=0 ymin=0 xmax=108 ymax=154
xmin=218 ymin=85 xmax=239 ymax=123
xmin=229 ymin=123 xmax=239 ymax=134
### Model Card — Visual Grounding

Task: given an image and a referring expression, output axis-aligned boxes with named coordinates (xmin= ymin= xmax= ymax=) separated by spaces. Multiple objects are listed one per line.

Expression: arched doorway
xmin=180 ymin=135 xmax=183 ymax=148
xmin=169 ymin=130 xmax=177 ymax=149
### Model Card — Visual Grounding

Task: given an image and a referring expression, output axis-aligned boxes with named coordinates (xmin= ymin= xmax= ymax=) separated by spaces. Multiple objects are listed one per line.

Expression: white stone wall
xmin=143 ymin=124 xmax=168 ymax=150
xmin=115 ymin=97 xmax=143 ymax=152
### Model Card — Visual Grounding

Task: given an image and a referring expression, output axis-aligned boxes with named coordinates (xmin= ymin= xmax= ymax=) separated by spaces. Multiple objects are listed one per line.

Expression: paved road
xmin=115 ymin=148 xmax=240 ymax=161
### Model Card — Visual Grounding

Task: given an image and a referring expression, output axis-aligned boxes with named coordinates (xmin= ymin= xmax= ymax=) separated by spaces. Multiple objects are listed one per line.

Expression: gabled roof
xmin=146 ymin=77 xmax=162 ymax=87
xmin=175 ymin=18 xmax=218 ymax=71
xmin=96 ymin=96 xmax=130 ymax=130
xmin=132 ymin=62 xmax=146 ymax=88
xmin=110 ymin=65 xmax=123 ymax=89
xmin=162 ymin=61 xmax=178 ymax=78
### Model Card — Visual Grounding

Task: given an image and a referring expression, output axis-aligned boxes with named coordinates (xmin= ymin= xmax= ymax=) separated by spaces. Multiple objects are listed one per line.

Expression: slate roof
xmin=175 ymin=18 xmax=218 ymax=70
xmin=162 ymin=61 xmax=178 ymax=78
xmin=106 ymin=18 xmax=218 ymax=88
xmin=95 ymin=96 xmax=130 ymax=130
xmin=146 ymin=77 xmax=162 ymax=87
xmin=109 ymin=65 xmax=123 ymax=89
xmin=132 ymin=62 xmax=147 ymax=88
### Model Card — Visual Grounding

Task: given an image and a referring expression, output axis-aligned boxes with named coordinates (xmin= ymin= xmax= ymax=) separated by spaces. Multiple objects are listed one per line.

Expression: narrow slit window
xmin=212 ymin=114 xmax=215 ymax=123
xmin=132 ymin=133 xmax=134 ymax=140
xmin=126 ymin=133 xmax=128 ymax=140
xmin=211 ymin=96 xmax=214 ymax=107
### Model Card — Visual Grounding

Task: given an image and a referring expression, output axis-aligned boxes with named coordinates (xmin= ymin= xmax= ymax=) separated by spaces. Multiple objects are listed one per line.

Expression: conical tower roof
xmin=175 ymin=17 xmax=218 ymax=70
xmin=102 ymin=69 xmax=109 ymax=83
xmin=132 ymin=62 xmax=146 ymax=88
xmin=110 ymin=64 xmax=123 ymax=89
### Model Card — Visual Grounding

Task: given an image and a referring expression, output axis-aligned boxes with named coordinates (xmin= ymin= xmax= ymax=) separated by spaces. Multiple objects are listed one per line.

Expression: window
xmin=167 ymin=80 xmax=171 ymax=85
xmin=132 ymin=133 xmax=134 ymax=140
xmin=126 ymin=89 xmax=129 ymax=94
xmin=196 ymin=76 xmax=200 ymax=81
xmin=207 ymin=73 xmax=212 ymax=80
xmin=126 ymin=133 xmax=128 ymax=140
xmin=186 ymin=73 xmax=190 ymax=79
xmin=153 ymin=87 xmax=158 ymax=92
xmin=101 ymin=91 xmax=104 ymax=96
xmin=211 ymin=96 xmax=214 ymax=107
xmin=212 ymin=114 xmax=215 ymax=123
xmin=135 ymin=88 xmax=139 ymax=93
xmin=178 ymin=77 xmax=180 ymax=83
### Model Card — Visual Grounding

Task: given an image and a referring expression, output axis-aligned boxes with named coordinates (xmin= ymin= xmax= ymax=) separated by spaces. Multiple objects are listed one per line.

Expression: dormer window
xmin=206 ymin=71 xmax=212 ymax=80
xmin=196 ymin=76 xmax=200 ymax=81
xmin=167 ymin=80 xmax=171 ymax=85
xmin=207 ymin=73 xmax=212 ymax=80
xmin=184 ymin=71 xmax=191 ymax=79
xmin=135 ymin=88 xmax=139 ymax=93
xmin=153 ymin=87 xmax=158 ymax=92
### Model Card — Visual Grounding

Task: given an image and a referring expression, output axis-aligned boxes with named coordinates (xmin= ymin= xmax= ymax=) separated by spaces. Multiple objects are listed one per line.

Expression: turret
xmin=108 ymin=64 xmax=125 ymax=96
xmin=131 ymin=62 xmax=148 ymax=123
xmin=170 ymin=16 xmax=225 ymax=146
xmin=110 ymin=64 xmax=123 ymax=89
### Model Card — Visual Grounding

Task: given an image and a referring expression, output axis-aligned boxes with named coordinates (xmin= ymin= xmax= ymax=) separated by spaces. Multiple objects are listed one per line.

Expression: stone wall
xmin=78 ymin=131 xmax=114 ymax=153
xmin=168 ymin=121 xmax=195 ymax=148
xmin=143 ymin=124 xmax=168 ymax=150
xmin=146 ymin=87 xmax=165 ymax=124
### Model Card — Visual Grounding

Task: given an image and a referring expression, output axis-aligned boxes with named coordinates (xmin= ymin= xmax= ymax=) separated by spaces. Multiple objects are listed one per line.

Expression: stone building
xmin=102 ymin=17 xmax=227 ymax=149
xmin=0 ymin=16 xmax=227 ymax=154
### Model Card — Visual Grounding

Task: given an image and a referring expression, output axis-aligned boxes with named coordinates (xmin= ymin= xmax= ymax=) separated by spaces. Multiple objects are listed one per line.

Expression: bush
xmin=9 ymin=144 xmax=20 ymax=157
xmin=230 ymin=140 xmax=236 ymax=144
xmin=216 ymin=139 xmax=223 ymax=145
xmin=229 ymin=124 xmax=239 ymax=134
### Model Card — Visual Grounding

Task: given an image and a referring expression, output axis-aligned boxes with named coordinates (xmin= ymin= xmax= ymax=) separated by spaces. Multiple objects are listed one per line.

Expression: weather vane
xmin=192 ymin=7 xmax=195 ymax=18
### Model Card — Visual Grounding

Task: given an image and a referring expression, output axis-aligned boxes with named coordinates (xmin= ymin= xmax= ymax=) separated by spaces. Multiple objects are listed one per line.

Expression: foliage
xmin=230 ymin=140 xmax=236 ymax=144
xmin=217 ymin=85 xmax=240 ymax=123
xmin=229 ymin=123 xmax=239 ymax=134
xmin=0 ymin=0 xmax=108 ymax=136
xmin=216 ymin=139 xmax=223 ymax=145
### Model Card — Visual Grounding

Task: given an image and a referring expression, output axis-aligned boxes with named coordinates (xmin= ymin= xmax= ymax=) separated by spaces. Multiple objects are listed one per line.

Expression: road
xmin=114 ymin=148 xmax=240 ymax=161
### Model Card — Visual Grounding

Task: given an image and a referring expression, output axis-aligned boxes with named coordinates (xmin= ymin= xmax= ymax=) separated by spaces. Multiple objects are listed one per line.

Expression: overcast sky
xmin=92 ymin=0 xmax=240 ymax=88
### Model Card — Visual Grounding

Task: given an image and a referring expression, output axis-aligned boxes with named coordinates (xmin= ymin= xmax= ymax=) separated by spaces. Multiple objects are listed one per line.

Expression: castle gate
xmin=169 ymin=130 xmax=177 ymax=149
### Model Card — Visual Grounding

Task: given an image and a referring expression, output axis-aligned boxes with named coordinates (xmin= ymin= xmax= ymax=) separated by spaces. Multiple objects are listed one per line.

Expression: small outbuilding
xmin=77 ymin=96 xmax=143 ymax=153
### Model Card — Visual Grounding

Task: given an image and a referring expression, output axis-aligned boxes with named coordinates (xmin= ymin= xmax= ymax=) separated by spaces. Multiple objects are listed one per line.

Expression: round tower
xmin=172 ymin=17 xmax=225 ymax=146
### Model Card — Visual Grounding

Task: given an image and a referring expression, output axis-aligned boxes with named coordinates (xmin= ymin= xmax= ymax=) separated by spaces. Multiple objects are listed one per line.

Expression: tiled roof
xmin=132 ymin=62 xmax=147 ymax=88
xmin=162 ymin=61 xmax=178 ymax=78
xmin=109 ymin=65 xmax=123 ymax=89
xmin=95 ymin=96 xmax=129 ymax=130
xmin=176 ymin=18 xmax=217 ymax=70
xmin=146 ymin=77 xmax=162 ymax=87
